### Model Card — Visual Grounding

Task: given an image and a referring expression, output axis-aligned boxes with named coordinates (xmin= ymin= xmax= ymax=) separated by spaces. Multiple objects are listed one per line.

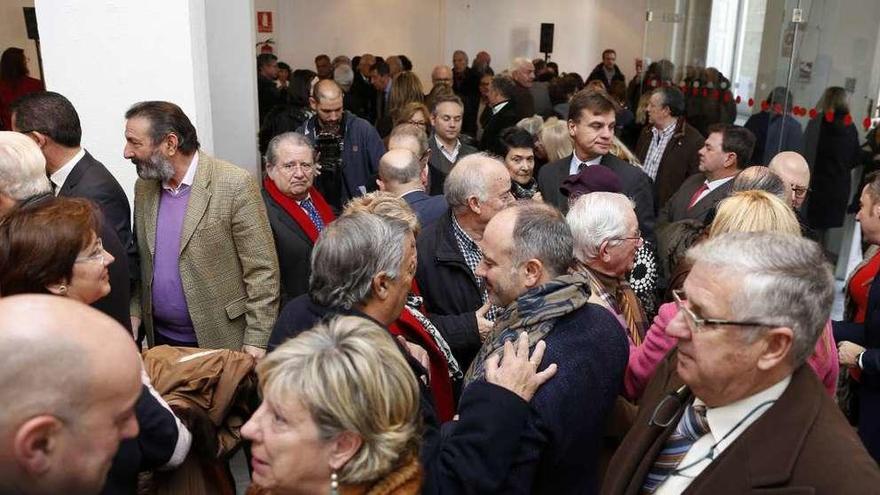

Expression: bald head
xmin=431 ymin=65 xmax=453 ymax=87
xmin=312 ymin=79 xmax=343 ymax=102
xmin=378 ymin=149 xmax=423 ymax=194
xmin=0 ymin=295 xmax=141 ymax=493
xmin=769 ymin=151 xmax=811 ymax=209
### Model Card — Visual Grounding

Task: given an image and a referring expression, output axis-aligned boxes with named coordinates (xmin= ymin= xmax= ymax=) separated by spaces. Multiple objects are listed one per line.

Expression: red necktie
xmin=687 ymin=183 xmax=709 ymax=209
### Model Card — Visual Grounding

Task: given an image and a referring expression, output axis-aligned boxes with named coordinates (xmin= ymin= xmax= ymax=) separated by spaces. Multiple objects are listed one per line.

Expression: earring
xmin=58 ymin=285 xmax=68 ymax=295
xmin=329 ymin=471 xmax=339 ymax=495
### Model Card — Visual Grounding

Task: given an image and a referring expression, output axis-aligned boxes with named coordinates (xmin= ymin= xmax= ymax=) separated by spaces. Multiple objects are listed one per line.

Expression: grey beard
xmin=135 ymin=152 xmax=175 ymax=182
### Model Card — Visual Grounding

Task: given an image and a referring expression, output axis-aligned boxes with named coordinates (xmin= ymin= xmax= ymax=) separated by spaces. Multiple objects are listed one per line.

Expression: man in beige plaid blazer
xmin=124 ymin=101 xmax=279 ymax=358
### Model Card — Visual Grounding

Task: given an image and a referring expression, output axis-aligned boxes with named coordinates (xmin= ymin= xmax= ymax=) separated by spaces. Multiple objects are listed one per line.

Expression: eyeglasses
xmin=407 ymin=120 xmax=427 ymax=128
xmin=611 ymin=230 xmax=643 ymax=244
xmin=276 ymin=161 xmax=314 ymax=174
xmin=671 ymin=289 xmax=768 ymax=333
xmin=791 ymin=184 xmax=810 ymax=198
xmin=75 ymin=238 xmax=106 ymax=265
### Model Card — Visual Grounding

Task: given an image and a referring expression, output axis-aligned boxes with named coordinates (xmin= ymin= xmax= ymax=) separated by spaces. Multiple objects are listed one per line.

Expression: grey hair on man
xmin=566 ymin=192 xmax=635 ymax=262
xmin=732 ymin=166 xmax=787 ymax=201
xmin=510 ymin=57 xmax=532 ymax=73
xmin=388 ymin=124 xmax=428 ymax=158
xmin=444 ymin=152 xmax=506 ymax=213
xmin=334 ymin=64 xmax=355 ymax=91
xmin=309 ymin=212 xmax=410 ymax=309
xmin=264 ymin=131 xmax=315 ymax=167
xmin=510 ymin=202 xmax=574 ymax=277
xmin=686 ymin=231 xmax=834 ymax=366
xmin=379 ymin=149 xmax=421 ymax=185
xmin=0 ymin=131 xmax=50 ymax=210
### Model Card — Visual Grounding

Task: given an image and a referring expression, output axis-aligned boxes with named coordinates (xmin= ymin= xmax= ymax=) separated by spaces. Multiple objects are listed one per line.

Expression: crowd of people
xmin=1 ymin=44 xmax=880 ymax=495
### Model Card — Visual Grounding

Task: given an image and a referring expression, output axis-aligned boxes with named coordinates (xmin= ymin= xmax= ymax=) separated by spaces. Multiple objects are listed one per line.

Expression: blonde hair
xmin=389 ymin=72 xmax=425 ymax=118
xmin=539 ymin=117 xmax=573 ymax=161
xmin=259 ymin=316 xmax=420 ymax=484
xmin=343 ymin=191 xmax=420 ymax=236
xmin=709 ymin=190 xmax=801 ymax=238
xmin=609 ymin=137 xmax=641 ymax=166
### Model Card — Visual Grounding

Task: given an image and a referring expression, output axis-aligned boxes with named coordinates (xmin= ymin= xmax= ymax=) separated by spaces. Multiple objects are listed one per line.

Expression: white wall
xmin=0 ymin=0 xmax=40 ymax=81
xmin=206 ymin=0 xmax=260 ymax=170
xmin=271 ymin=0 xmax=647 ymax=84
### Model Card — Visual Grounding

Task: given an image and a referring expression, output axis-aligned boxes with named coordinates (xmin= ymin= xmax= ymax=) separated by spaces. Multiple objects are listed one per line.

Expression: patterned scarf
xmin=464 ymin=272 xmax=591 ymax=385
xmin=581 ymin=265 xmax=647 ymax=346
xmin=510 ymin=178 xmax=539 ymax=200
xmin=405 ymin=295 xmax=463 ymax=379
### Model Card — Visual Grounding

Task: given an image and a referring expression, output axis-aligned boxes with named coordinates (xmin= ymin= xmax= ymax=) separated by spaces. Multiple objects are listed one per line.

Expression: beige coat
xmin=131 ymin=152 xmax=280 ymax=349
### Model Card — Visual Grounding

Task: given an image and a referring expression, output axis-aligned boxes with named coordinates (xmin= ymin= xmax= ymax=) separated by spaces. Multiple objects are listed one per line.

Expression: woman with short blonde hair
xmin=539 ymin=117 xmax=573 ymax=161
xmin=244 ymin=316 xmax=422 ymax=494
xmin=709 ymin=190 xmax=800 ymax=238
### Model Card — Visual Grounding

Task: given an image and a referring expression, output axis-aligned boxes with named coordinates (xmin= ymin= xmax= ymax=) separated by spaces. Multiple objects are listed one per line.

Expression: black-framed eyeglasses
xmin=671 ymin=289 xmax=768 ymax=333
xmin=791 ymin=184 xmax=810 ymax=198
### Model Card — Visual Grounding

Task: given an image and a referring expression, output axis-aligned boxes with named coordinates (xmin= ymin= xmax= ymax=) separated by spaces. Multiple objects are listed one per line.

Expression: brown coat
xmin=601 ymin=351 xmax=880 ymax=494
xmin=635 ymin=118 xmax=703 ymax=209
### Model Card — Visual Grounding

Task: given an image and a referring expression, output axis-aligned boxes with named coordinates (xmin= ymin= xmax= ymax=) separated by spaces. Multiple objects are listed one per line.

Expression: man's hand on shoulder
xmin=485 ymin=332 xmax=557 ymax=402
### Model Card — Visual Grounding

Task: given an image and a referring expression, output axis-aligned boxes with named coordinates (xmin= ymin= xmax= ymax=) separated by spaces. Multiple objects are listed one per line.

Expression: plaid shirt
xmin=451 ymin=215 xmax=500 ymax=321
xmin=642 ymin=121 xmax=677 ymax=180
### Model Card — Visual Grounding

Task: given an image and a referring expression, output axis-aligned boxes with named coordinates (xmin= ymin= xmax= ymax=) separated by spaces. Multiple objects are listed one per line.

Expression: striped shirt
xmin=643 ymin=121 xmax=677 ymax=180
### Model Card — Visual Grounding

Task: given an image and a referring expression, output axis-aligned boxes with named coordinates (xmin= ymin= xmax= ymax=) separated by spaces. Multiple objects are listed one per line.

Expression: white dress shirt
xmin=568 ymin=152 xmax=603 ymax=176
xmin=691 ymin=175 xmax=735 ymax=205
xmin=654 ymin=376 xmax=791 ymax=494
xmin=49 ymin=148 xmax=86 ymax=195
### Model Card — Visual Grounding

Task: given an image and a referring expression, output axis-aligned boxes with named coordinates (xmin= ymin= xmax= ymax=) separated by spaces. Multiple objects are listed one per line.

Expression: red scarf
xmin=390 ymin=309 xmax=456 ymax=422
xmin=263 ymin=177 xmax=335 ymax=243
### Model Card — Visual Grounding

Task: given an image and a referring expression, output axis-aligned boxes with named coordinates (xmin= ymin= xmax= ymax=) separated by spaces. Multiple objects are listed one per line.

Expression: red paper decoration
xmin=809 ymin=108 xmax=818 ymax=119
xmin=864 ymin=117 xmax=872 ymax=130
xmin=760 ymin=100 xmax=770 ymax=111
xmin=825 ymin=110 xmax=835 ymax=123
xmin=844 ymin=114 xmax=853 ymax=126
xmin=723 ymin=92 xmax=732 ymax=103
xmin=735 ymin=95 xmax=741 ymax=104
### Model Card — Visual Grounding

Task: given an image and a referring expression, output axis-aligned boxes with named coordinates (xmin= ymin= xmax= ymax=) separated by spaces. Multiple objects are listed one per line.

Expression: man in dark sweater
xmin=466 ymin=202 xmax=629 ymax=494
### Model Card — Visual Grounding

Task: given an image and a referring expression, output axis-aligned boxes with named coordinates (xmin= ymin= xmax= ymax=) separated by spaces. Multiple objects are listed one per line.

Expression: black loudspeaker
xmin=540 ymin=23 xmax=554 ymax=54
xmin=23 ymin=7 xmax=39 ymax=40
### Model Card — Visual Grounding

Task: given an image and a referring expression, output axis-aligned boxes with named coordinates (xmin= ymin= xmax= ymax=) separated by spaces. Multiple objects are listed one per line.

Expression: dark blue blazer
xmin=833 ymin=275 xmax=880 ymax=461
xmin=402 ymin=190 xmax=448 ymax=229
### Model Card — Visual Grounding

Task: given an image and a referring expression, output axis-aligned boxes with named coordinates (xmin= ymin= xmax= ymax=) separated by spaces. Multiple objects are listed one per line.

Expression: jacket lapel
xmin=266 ymin=192 xmax=312 ymax=245
xmin=142 ymin=180 xmax=161 ymax=257
xmin=58 ymin=152 xmax=90 ymax=196
xmin=179 ymin=154 xmax=212 ymax=255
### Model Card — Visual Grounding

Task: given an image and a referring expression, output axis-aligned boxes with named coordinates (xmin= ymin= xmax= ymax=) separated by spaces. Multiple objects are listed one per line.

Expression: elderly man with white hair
xmin=603 ymin=232 xmax=880 ymax=493
xmin=0 ymin=130 xmax=49 ymax=213
xmin=567 ymin=192 xmax=648 ymax=346
xmin=509 ymin=56 xmax=536 ymax=119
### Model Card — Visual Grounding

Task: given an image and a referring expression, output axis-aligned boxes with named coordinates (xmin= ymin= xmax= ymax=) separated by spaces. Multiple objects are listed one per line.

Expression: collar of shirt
xmin=492 ymin=100 xmax=509 ymax=115
xmin=705 ymin=175 xmax=735 ymax=193
xmin=162 ymin=151 xmax=199 ymax=195
xmin=50 ymin=148 xmax=86 ymax=195
xmin=696 ymin=375 xmax=791 ymax=453
xmin=568 ymin=152 xmax=603 ymax=175
xmin=651 ymin=120 xmax=677 ymax=142
xmin=295 ymin=192 xmax=313 ymax=206
xmin=435 ymin=134 xmax=462 ymax=162
xmin=451 ymin=213 xmax=482 ymax=263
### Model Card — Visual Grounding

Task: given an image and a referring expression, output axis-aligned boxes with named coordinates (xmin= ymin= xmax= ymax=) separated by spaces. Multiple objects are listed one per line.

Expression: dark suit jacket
xmin=262 ymin=190 xmax=313 ymax=307
xmin=58 ymin=150 xmax=135 ymax=330
xmin=479 ymin=101 xmax=519 ymax=151
xmin=402 ymin=190 xmax=448 ymax=228
xmin=634 ymin=119 xmax=703 ymax=209
xmin=602 ymin=352 xmax=880 ymax=494
xmin=415 ymin=211 xmax=483 ymax=370
xmin=658 ymin=173 xmax=734 ymax=227
xmin=834 ymin=267 xmax=880 ymax=460
xmin=511 ymin=84 xmax=535 ymax=120
xmin=537 ymin=153 xmax=656 ymax=241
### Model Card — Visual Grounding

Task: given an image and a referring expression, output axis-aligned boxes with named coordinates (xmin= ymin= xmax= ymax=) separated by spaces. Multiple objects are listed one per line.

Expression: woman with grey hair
xmin=244 ymin=316 xmax=422 ymax=495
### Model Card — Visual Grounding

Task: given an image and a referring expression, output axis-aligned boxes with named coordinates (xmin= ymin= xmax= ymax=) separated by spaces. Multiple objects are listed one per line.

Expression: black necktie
xmin=578 ymin=162 xmax=588 ymax=172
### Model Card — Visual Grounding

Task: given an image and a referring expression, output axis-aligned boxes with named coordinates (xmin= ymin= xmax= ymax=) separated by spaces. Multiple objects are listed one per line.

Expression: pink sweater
xmin=624 ymin=302 xmax=839 ymax=400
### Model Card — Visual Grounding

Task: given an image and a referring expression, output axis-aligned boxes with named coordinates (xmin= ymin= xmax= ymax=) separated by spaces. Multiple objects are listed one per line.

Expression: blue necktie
xmin=300 ymin=197 xmax=325 ymax=232
xmin=642 ymin=403 xmax=711 ymax=493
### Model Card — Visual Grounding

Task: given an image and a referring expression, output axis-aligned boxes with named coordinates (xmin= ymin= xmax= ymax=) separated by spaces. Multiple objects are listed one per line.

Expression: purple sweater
xmin=151 ymin=187 xmax=196 ymax=343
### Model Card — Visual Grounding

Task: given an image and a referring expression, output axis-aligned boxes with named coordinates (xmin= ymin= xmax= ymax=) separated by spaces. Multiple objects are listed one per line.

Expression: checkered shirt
xmin=642 ymin=121 xmax=677 ymax=180
xmin=451 ymin=214 xmax=501 ymax=321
